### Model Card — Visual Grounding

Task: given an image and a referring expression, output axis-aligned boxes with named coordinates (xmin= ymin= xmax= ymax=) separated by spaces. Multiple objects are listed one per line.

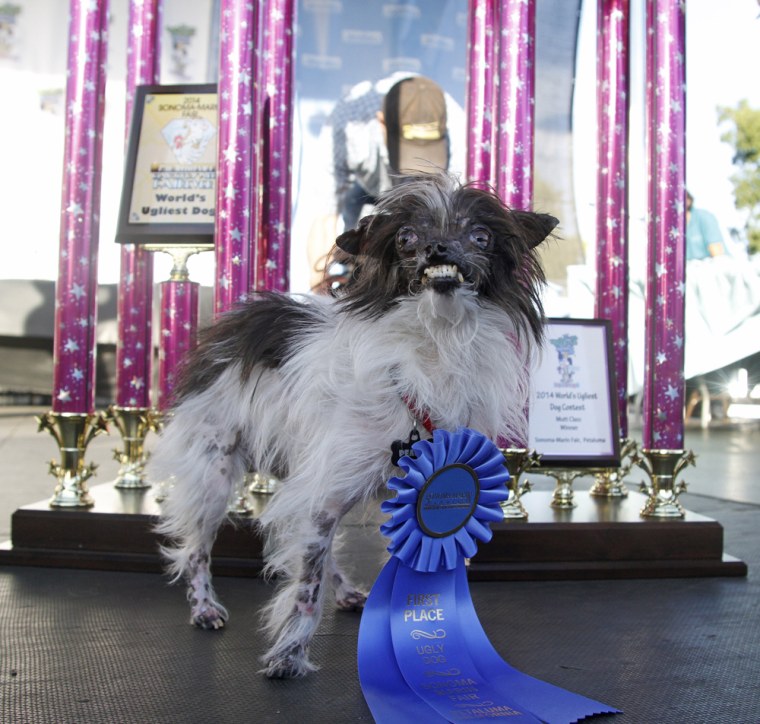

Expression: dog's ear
xmin=335 ymin=215 xmax=374 ymax=256
xmin=512 ymin=210 xmax=559 ymax=248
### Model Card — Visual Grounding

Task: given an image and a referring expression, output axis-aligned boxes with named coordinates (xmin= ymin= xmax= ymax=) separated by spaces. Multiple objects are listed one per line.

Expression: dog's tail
xmin=150 ymin=394 xmax=247 ymax=582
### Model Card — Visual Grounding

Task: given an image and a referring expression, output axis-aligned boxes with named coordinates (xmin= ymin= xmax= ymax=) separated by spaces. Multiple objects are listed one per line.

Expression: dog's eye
xmin=396 ymin=227 xmax=418 ymax=250
xmin=470 ymin=226 xmax=491 ymax=249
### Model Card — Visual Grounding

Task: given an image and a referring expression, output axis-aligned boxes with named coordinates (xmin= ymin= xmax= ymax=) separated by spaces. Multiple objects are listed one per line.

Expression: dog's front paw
xmin=263 ymin=645 xmax=316 ymax=679
xmin=335 ymin=589 xmax=367 ymax=612
xmin=190 ymin=602 xmax=228 ymax=630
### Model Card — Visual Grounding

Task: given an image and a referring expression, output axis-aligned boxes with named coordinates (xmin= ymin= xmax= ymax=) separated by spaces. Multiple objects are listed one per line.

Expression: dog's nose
xmin=425 ymin=240 xmax=449 ymax=257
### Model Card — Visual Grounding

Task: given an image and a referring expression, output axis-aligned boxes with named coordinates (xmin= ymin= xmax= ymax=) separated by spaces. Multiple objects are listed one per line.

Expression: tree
xmin=717 ymin=100 xmax=760 ymax=254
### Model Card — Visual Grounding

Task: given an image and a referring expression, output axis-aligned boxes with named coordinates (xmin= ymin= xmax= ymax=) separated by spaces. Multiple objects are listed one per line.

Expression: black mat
xmin=2 ymin=494 xmax=759 ymax=723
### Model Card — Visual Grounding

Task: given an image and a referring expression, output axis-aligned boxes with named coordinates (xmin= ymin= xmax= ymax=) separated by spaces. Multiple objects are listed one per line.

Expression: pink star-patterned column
xmin=595 ymin=0 xmax=630 ymax=438
xmin=494 ymin=0 xmax=535 ymax=210
xmin=115 ymin=0 xmax=162 ymax=407
xmin=52 ymin=0 xmax=110 ymax=414
xmin=466 ymin=0 xmax=497 ymax=186
xmin=157 ymin=279 xmax=198 ymax=411
xmin=214 ymin=0 xmax=261 ymax=314
xmin=642 ymin=0 xmax=686 ymax=450
xmin=255 ymin=0 xmax=295 ymax=292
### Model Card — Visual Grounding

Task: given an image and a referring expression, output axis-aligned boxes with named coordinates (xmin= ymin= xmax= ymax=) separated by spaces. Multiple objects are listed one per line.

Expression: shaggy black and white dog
xmin=149 ymin=172 xmax=558 ymax=679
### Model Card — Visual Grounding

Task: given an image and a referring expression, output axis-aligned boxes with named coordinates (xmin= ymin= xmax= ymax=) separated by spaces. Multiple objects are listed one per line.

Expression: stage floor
xmin=1 ymin=408 xmax=759 ymax=722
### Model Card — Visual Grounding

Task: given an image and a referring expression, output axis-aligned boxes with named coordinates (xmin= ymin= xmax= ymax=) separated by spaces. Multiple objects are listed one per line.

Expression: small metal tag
xmin=390 ymin=428 xmax=421 ymax=466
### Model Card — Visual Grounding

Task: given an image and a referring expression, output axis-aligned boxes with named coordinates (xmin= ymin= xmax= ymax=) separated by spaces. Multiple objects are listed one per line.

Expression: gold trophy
xmin=227 ymin=471 xmax=280 ymax=516
xmin=37 ymin=411 xmax=110 ymax=508
xmin=589 ymin=438 xmax=637 ymax=498
xmin=228 ymin=473 xmax=255 ymax=515
xmin=632 ymin=448 xmax=696 ymax=518
xmin=106 ymin=405 xmax=161 ymax=489
xmin=248 ymin=471 xmax=279 ymax=495
xmin=500 ymin=448 xmax=540 ymax=519
xmin=546 ymin=469 xmax=583 ymax=510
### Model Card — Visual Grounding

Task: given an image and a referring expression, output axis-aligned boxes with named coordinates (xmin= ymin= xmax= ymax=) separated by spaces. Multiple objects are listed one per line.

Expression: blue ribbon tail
xmin=390 ymin=561 xmax=542 ymax=723
xmin=358 ymin=557 xmax=449 ymax=723
xmin=454 ymin=563 xmax=621 ymax=724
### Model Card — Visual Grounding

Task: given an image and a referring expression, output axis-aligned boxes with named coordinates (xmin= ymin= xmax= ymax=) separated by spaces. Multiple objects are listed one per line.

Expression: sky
xmin=683 ymin=0 xmax=760 ymax=230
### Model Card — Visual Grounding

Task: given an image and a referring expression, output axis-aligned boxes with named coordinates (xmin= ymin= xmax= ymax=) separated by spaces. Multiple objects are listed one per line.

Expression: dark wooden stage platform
xmin=0 ymin=483 xmax=747 ymax=580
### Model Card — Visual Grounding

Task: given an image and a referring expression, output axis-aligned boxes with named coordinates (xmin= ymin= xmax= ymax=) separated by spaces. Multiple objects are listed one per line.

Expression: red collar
xmin=403 ymin=395 xmax=435 ymax=435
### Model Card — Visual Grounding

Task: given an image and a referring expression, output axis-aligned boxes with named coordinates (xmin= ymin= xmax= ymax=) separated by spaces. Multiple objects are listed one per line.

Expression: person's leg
xmin=340 ymin=181 xmax=377 ymax=230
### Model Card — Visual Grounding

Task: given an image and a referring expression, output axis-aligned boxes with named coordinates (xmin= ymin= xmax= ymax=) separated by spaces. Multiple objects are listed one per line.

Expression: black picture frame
xmin=115 ymin=83 xmax=218 ymax=246
xmin=528 ymin=318 xmax=621 ymax=468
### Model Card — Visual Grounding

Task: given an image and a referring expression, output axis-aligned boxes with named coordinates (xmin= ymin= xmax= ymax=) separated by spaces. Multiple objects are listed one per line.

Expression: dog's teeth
xmin=457 ymin=272 xmax=464 ymax=283
xmin=424 ymin=264 xmax=459 ymax=280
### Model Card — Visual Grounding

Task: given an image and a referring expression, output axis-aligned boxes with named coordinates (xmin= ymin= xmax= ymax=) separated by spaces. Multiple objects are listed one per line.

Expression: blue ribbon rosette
xmin=357 ymin=428 xmax=619 ymax=724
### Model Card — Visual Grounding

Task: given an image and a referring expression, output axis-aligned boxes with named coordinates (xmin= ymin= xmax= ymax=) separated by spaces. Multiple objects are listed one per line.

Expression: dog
xmin=149 ymin=172 xmax=558 ymax=679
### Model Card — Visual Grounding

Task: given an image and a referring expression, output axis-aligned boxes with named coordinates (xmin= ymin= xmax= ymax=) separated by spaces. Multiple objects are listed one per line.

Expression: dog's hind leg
xmin=156 ymin=426 xmax=245 ymax=631
xmin=260 ymin=508 xmax=344 ymax=678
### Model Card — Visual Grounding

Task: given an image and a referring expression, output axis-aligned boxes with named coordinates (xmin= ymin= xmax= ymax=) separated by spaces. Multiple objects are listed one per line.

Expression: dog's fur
xmin=149 ymin=172 xmax=558 ymax=678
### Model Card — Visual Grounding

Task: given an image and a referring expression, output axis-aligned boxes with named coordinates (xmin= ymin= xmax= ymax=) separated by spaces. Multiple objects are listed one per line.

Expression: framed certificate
xmin=528 ymin=318 xmax=621 ymax=467
xmin=116 ymin=84 xmax=217 ymax=245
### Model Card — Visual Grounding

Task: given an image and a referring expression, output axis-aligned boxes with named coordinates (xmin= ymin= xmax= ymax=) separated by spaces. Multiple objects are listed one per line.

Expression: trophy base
xmin=500 ymin=499 xmax=529 ymax=520
xmin=114 ymin=474 xmax=152 ymax=491
xmin=0 ymin=486 xmax=747 ymax=581
xmin=548 ymin=471 xmax=580 ymax=510
xmin=639 ymin=494 xmax=685 ymax=518
xmin=228 ymin=494 xmax=254 ymax=515
xmin=589 ymin=476 xmax=629 ymax=499
xmin=49 ymin=482 xmax=95 ymax=509
xmin=551 ymin=489 xmax=576 ymax=510
xmin=248 ymin=472 xmax=278 ymax=495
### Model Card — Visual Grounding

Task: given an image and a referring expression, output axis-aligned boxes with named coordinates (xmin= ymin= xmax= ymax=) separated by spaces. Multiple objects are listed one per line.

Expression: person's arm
xmin=708 ymin=242 xmax=725 ymax=257
xmin=307 ymin=214 xmax=339 ymax=291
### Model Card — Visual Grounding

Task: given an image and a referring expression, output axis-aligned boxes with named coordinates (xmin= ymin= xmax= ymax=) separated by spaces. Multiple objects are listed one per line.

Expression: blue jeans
xmin=339 ymin=181 xmax=378 ymax=230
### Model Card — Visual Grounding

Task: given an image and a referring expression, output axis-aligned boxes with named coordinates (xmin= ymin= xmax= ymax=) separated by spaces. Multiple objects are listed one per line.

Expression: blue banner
xmin=358 ymin=428 xmax=620 ymax=723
